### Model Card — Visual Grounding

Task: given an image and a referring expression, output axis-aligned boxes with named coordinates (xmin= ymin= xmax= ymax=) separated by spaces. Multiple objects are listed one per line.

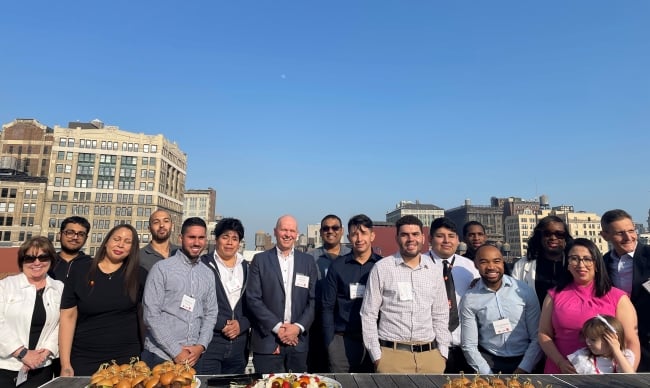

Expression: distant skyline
xmin=2 ymin=1 xmax=648 ymax=245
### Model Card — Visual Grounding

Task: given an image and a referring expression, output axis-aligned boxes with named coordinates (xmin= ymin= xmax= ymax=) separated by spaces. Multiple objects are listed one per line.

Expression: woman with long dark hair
xmin=538 ymin=238 xmax=640 ymax=373
xmin=59 ymin=224 xmax=147 ymax=376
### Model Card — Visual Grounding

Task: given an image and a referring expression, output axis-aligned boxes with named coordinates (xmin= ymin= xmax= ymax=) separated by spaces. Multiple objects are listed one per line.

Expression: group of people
xmin=1 ymin=208 xmax=649 ymax=387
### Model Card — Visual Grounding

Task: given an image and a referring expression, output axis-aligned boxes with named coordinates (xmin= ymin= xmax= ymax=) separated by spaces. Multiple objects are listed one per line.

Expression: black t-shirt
xmin=61 ymin=260 xmax=147 ymax=375
xmin=49 ymin=253 xmax=92 ymax=281
xmin=534 ymin=257 xmax=564 ymax=308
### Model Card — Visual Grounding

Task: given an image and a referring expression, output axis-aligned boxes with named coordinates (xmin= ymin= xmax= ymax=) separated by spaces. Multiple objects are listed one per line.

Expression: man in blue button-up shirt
xmin=460 ymin=244 xmax=542 ymax=375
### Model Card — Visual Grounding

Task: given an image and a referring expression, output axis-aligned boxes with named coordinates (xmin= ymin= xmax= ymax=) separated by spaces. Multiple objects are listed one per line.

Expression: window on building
xmin=57 ymin=151 xmax=65 ymax=160
xmin=67 ymin=139 xmax=75 ymax=147
xmin=61 ymin=191 xmax=69 ymax=200
xmin=59 ymin=138 xmax=67 ymax=147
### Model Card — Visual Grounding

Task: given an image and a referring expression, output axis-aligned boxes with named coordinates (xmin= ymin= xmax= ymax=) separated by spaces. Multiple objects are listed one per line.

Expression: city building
xmin=445 ymin=199 xmax=504 ymax=243
xmin=386 ymin=200 xmax=444 ymax=227
xmin=184 ymin=188 xmax=216 ymax=222
xmin=0 ymin=118 xmax=188 ymax=257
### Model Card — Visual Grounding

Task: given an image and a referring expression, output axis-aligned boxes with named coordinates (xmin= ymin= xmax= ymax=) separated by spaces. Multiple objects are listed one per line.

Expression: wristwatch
xmin=15 ymin=348 xmax=28 ymax=361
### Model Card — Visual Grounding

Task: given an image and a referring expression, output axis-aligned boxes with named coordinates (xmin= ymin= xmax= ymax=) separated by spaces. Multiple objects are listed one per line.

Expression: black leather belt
xmin=379 ymin=339 xmax=437 ymax=353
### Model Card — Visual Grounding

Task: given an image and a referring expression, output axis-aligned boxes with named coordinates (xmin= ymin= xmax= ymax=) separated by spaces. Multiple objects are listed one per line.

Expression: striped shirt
xmin=143 ymin=249 xmax=218 ymax=360
xmin=360 ymin=252 xmax=451 ymax=362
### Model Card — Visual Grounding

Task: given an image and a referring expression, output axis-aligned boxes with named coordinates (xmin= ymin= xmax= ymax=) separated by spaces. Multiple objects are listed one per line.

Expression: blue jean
xmin=196 ymin=334 xmax=248 ymax=374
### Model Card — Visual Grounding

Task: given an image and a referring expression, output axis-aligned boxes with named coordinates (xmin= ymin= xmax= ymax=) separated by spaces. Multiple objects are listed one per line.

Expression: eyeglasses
xmin=568 ymin=255 xmax=595 ymax=267
xmin=543 ymin=230 xmax=566 ymax=240
xmin=23 ymin=254 xmax=52 ymax=263
xmin=62 ymin=230 xmax=87 ymax=239
xmin=321 ymin=225 xmax=341 ymax=232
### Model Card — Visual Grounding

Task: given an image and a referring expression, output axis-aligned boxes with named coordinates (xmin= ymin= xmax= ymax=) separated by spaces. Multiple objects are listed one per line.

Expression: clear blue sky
xmin=1 ymin=1 xmax=649 ymax=245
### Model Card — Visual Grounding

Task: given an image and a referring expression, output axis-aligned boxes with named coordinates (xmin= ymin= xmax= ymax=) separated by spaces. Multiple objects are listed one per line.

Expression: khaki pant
xmin=376 ymin=345 xmax=446 ymax=373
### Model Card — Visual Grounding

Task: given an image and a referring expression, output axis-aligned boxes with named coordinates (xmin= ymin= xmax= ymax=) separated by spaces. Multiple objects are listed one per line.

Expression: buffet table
xmin=40 ymin=373 xmax=650 ymax=388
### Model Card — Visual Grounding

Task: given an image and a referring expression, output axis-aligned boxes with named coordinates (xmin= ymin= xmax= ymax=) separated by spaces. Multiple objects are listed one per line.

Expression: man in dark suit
xmin=601 ymin=209 xmax=650 ymax=372
xmin=197 ymin=218 xmax=251 ymax=374
xmin=246 ymin=215 xmax=318 ymax=373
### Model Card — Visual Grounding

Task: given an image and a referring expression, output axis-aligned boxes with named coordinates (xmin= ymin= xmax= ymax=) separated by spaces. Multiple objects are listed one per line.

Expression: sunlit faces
xmin=430 ymin=227 xmax=459 ymax=259
xmin=181 ymin=225 xmax=207 ymax=260
xmin=601 ymin=218 xmax=637 ymax=256
xmin=105 ymin=227 xmax=134 ymax=263
xmin=474 ymin=245 xmax=504 ymax=289
xmin=216 ymin=230 xmax=241 ymax=261
xmin=274 ymin=216 xmax=298 ymax=253
xmin=541 ymin=222 xmax=567 ymax=256
xmin=567 ymin=245 xmax=595 ymax=285
xmin=464 ymin=225 xmax=487 ymax=250
xmin=149 ymin=210 xmax=173 ymax=242
xmin=60 ymin=223 xmax=89 ymax=252
xmin=320 ymin=218 xmax=343 ymax=247
xmin=396 ymin=224 xmax=424 ymax=259
xmin=23 ymin=248 xmax=51 ymax=281
xmin=348 ymin=224 xmax=375 ymax=256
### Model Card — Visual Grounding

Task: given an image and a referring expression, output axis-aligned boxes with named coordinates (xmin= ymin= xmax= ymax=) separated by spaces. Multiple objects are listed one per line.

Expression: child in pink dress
xmin=568 ymin=315 xmax=634 ymax=374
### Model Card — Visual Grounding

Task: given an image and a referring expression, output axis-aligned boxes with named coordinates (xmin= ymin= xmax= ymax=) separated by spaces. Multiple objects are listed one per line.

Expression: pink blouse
xmin=544 ymin=282 xmax=626 ymax=373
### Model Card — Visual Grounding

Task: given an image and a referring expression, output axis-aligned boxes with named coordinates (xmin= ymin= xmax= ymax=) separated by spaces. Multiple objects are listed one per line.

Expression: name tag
xmin=643 ymin=279 xmax=650 ymax=294
xmin=295 ymin=273 xmax=310 ymax=288
xmin=493 ymin=318 xmax=512 ymax=334
xmin=398 ymin=282 xmax=413 ymax=301
xmin=350 ymin=283 xmax=366 ymax=299
xmin=180 ymin=294 xmax=196 ymax=312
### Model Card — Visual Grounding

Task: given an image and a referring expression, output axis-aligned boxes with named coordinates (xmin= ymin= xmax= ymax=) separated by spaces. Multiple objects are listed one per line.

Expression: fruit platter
xmin=236 ymin=373 xmax=341 ymax=388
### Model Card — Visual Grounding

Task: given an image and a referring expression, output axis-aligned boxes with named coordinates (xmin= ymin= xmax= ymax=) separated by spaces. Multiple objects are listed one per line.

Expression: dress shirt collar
xmin=276 ymin=246 xmax=295 ymax=259
xmin=478 ymin=273 xmax=514 ymax=292
xmin=391 ymin=251 xmax=431 ymax=269
xmin=611 ymin=243 xmax=637 ymax=260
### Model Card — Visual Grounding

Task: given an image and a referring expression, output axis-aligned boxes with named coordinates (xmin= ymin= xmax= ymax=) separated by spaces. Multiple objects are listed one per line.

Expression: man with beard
xmin=460 ymin=244 xmax=541 ymax=374
xmin=512 ymin=215 xmax=574 ymax=308
xmin=142 ymin=217 xmax=218 ymax=367
xmin=140 ymin=209 xmax=179 ymax=272
xmin=308 ymin=214 xmax=351 ymax=372
xmin=246 ymin=215 xmax=318 ymax=374
xmin=361 ymin=215 xmax=451 ymax=373
xmin=49 ymin=216 xmax=92 ymax=281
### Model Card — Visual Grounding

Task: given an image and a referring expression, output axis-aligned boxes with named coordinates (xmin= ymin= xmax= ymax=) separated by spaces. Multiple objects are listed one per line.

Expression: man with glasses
xmin=49 ymin=216 xmax=91 ymax=281
xmin=601 ymin=209 xmax=650 ymax=372
xmin=308 ymin=214 xmax=351 ymax=372
xmin=140 ymin=209 xmax=179 ymax=272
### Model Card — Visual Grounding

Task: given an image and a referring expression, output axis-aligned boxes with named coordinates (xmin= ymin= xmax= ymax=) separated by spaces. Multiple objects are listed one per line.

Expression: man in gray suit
xmin=246 ymin=215 xmax=319 ymax=373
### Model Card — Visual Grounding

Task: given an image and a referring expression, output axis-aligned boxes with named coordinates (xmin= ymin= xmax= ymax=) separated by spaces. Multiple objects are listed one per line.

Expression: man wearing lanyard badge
xmin=460 ymin=244 xmax=542 ymax=374
xmin=428 ymin=217 xmax=478 ymax=373
xmin=322 ymin=214 xmax=382 ymax=372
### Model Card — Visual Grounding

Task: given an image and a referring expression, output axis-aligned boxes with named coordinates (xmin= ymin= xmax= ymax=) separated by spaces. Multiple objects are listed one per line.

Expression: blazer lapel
xmin=268 ymin=250 xmax=286 ymax=295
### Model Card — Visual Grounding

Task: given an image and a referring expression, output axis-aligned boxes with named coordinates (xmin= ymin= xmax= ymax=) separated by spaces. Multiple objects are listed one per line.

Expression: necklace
xmin=100 ymin=262 xmax=123 ymax=280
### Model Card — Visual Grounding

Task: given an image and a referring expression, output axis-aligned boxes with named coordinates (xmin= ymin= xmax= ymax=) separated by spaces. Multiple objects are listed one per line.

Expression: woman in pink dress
xmin=538 ymin=238 xmax=640 ymax=373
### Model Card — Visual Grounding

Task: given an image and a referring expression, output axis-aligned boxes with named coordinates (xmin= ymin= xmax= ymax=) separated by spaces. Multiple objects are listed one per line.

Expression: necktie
xmin=443 ymin=259 xmax=459 ymax=332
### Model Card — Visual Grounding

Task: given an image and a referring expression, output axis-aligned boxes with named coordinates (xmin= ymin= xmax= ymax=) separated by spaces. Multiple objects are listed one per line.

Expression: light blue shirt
xmin=143 ymin=249 xmax=218 ymax=360
xmin=608 ymin=247 xmax=635 ymax=296
xmin=459 ymin=274 xmax=542 ymax=374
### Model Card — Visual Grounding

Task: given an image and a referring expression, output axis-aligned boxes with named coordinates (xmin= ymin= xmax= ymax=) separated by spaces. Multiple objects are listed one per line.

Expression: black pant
xmin=0 ymin=366 xmax=53 ymax=388
xmin=444 ymin=346 xmax=473 ymax=374
xmin=478 ymin=346 xmax=524 ymax=374
xmin=253 ymin=346 xmax=307 ymax=374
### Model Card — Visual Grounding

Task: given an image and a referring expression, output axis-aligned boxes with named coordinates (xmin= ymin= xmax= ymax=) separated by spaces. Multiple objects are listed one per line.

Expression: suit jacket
xmin=200 ymin=253 xmax=251 ymax=343
xmin=604 ymin=243 xmax=650 ymax=372
xmin=246 ymin=247 xmax=318 ymax=354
